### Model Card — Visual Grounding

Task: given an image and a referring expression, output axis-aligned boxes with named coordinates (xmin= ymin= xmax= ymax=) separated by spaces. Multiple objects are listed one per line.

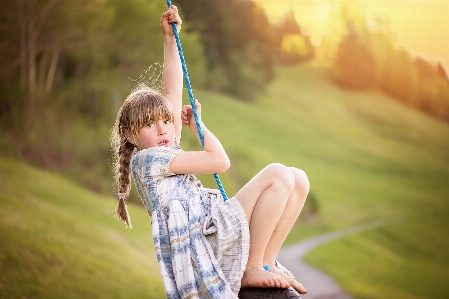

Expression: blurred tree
xmin=0 ymin=0 xmax=207 ymax=196
xmin=175 ymin=0 xmax=268 ymax=100
xmin=1 ymin=0 xmax=206 ymax=125
xmin=275 ymin=10 xmax=314 ymax=64
xmin=175 ymin=0 xmax=312 ymax=100
xmin=330 ymin=0 xmax=449 ymax=123
xmin=0 ymin=0 xmax=65 ymax=127
xmin=333 ymin=20 xmax=376 ymax=89
xmin=437 ymin=62 xmax=449 ymax=83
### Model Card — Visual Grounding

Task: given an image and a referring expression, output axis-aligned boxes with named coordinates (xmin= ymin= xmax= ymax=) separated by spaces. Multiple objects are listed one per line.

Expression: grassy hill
xmin=1 ymin=62 xmax=449 ymax=298
xmin=188 ymin=63 xmax=449 ymax=298
xmin=270 ymin=65 xmax=449 ymax=298
xmin=0 ymin=158 xmax=165 ymax=298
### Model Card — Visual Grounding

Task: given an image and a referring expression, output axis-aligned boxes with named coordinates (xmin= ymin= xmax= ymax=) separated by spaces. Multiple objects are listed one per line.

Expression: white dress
xmin=131 ymin=140 xmax=250 ymax=299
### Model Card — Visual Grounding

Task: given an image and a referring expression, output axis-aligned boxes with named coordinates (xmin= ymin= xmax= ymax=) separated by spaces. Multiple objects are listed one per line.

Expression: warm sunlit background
xmin=255 ymin=0 xmax=449 ymax=69
xmin=1 ymin=0 xmax=449 ymax=298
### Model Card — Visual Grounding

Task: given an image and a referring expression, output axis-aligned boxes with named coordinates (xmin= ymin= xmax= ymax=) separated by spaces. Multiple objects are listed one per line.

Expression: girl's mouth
xmin=159 ymin=140 xmax=169 ymax=146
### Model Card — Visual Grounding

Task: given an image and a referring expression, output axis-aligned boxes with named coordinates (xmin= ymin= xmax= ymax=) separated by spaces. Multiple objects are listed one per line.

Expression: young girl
xmin=111 ymin=6 xmax=309 ymax=299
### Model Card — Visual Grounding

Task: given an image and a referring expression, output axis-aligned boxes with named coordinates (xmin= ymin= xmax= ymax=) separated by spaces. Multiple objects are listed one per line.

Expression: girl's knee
xmin=264 ymin=163 xmax=295 ymax=191
xmin=289 ymin=167 xmax=310 ymax=195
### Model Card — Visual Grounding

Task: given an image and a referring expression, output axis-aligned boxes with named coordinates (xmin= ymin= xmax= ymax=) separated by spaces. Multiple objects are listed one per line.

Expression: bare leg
xmin=235 ymin=164 xmax=295 ymax=289
xmin=263 ymin=167 xmax=310 ymax=294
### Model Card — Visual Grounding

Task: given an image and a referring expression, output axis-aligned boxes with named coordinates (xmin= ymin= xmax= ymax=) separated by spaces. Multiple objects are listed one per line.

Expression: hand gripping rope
xmin=166 ymin=0 xmax=228 ymax=201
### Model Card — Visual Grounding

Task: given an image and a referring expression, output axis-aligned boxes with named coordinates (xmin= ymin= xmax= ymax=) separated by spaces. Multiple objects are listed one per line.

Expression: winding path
xmin=277 ymin=219 xmax=397 ymax=299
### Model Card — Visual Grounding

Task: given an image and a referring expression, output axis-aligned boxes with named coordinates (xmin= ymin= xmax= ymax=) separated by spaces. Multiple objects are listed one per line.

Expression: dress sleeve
xmin=133 ymin=144 xmax=183 ymax=178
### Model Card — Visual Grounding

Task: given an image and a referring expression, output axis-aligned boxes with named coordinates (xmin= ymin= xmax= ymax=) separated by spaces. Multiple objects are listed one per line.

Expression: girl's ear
xmin=125 ymin=133 xmax=137 ymax=146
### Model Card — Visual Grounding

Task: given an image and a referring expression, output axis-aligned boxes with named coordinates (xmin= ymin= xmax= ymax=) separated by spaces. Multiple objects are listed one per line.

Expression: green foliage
xmin=0 ymin=0 xmax=206 ymax=121
xmin=175 ymin=0 xmax=313 ymax=100
xmin=0 ymin=0 xmax=206 ymax=193
xmin=276 ymin=10 xmax=315 ymax=64
xmin=0 ymin=0 xmax=315 ymax=188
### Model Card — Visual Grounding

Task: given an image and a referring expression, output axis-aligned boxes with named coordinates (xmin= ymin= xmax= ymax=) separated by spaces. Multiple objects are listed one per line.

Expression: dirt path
xmin=278 ymin=219 xmax=397 ymax=299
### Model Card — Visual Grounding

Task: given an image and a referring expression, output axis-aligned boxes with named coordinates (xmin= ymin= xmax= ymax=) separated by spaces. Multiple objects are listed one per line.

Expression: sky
xmin=254 ymin=0 xmax=449 ymax=68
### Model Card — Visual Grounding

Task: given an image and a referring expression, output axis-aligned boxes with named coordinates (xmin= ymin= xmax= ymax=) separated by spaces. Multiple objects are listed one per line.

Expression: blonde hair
xmin=111 ymin=84 xmax=174 ymax=227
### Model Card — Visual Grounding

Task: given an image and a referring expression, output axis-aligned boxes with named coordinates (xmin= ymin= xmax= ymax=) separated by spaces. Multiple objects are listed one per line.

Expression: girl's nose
xmin=157 ymin=123 xmax=166 ymax=135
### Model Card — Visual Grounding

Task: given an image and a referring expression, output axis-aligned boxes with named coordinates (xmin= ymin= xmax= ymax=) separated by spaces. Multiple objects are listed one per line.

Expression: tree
xmin=0 ymin=0 xmax=65 ymax=126
xmin=175 ymin=0 xmax=297 ymax=100
xmin=329 ymin=0 xmax=449 ymax=123
xmin=333 ymin=20 xmax=377 ymax=89
xmin=276 ymin=10 xmax=314 ymax=64
xmin=0 ymin=0 xmax=207 ymax=190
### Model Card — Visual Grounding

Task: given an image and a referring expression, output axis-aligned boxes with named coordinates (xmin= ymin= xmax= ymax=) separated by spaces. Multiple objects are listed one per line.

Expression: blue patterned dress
xmin=131 ymin=140 xmax=250 ymax=299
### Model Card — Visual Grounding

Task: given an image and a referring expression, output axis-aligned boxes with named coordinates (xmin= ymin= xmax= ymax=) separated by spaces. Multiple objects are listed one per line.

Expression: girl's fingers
xmin=182 ymin=105 xmax=191 ymax=113
xmin=166 ymin=11 xmax=181 ymax=25
xmin=169 ymin=16 xmax=182 ymax=31
xmin=181 ymin=106 xmax=192 ymax=126
xmin=169 ymin=5 xmax=178 ymax=13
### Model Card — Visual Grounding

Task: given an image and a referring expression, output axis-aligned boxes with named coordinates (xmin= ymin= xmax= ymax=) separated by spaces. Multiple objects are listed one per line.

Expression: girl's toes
xmin=274 ymin=279 xmax=280 ymax=288
xmin=298 ymin=283 xmax=307 ymax=294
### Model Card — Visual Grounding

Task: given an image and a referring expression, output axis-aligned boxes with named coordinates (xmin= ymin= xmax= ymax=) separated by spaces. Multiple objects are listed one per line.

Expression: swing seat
xmin=238 ymin=287 xmax=302 ymax=299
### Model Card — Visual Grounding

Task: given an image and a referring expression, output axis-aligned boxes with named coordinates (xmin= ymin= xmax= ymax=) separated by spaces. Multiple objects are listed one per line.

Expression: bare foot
xmin=241 ymin=266 xmax=290 ymax=289
xmin=271 ymin=267 xmax=307 ymax=294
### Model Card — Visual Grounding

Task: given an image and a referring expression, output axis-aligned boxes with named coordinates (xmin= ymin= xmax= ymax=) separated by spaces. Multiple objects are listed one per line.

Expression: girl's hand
xmin=181 ymin=99 xmax=201 ymax=131
xmin=161 ymin=5 xmax=182 ymax=36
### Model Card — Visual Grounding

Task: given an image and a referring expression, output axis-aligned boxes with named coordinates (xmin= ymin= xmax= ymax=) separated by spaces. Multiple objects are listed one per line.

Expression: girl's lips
xmin=159 ymin=139 xmax=169 ymax=146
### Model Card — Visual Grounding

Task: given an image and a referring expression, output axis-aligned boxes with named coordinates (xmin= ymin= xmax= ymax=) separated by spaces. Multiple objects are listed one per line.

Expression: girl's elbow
xmin=223 ymin=157 xmax=231 ymax=172
xmin=216 ymin=157 xmax=231 ymax=173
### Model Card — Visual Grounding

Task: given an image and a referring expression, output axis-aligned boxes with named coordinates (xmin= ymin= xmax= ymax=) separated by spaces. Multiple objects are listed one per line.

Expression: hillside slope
xmin=188 ymin=63 xmax=449 ymax=298
xmin=0 ymin=158 xmax=165 ymax=298
xmin=1 ymin=63 xmax=449 ymax=299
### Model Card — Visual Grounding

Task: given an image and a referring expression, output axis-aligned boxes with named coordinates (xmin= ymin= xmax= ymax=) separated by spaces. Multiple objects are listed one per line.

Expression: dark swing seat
xmin=238 ymin=287 xmax=302 ymax=299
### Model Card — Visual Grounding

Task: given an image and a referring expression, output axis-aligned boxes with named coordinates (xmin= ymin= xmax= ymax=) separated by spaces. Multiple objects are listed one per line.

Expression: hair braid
xmin=111 ymin=84 xmax=173 ymax=228
xmin=115 ymin=138 xmax=135 ymax=228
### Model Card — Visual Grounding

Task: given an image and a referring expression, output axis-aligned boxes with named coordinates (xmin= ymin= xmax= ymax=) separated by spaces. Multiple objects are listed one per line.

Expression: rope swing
xmin=166 ymin=0 xmax=228 ymax=201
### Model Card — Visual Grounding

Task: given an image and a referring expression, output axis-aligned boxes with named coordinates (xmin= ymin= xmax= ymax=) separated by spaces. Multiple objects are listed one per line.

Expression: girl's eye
xmin=163 ymin=120 xmax=170 ymax=124
xmin=147 ymin=123 xmax=155 ymax=128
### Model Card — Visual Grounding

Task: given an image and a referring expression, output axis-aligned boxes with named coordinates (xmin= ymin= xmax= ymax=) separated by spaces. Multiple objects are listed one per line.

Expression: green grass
xmin=2 ymin=62 xmax=449 ymax=298
xmin=187 ymin=63 xmax=449 ymax=298
xmin=271 ymin=65 xmax=449 ymax=298
xmin=0 ymin=158 xmax=165 ymax=299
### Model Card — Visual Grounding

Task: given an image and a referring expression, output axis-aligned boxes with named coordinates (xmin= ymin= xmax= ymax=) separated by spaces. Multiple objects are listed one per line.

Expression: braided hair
xmin=111 ymin=85 xmax=174 ymax=227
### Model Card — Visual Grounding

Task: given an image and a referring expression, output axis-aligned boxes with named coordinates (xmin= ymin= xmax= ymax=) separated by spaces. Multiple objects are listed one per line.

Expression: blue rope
xmin=166 ymin=0 xmax=228 ymax=201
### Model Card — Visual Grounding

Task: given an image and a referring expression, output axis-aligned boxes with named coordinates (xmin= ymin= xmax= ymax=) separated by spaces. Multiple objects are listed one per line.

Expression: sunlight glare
xmin=254 ymin=0 xmax=449 ymax=68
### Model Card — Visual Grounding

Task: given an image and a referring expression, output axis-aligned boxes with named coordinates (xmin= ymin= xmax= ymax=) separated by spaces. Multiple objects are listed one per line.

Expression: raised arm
xmin=161 ymin=6 xmax=183 ymax=140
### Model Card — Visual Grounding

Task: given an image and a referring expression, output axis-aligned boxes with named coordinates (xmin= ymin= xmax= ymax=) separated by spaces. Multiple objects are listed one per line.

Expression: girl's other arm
xmin=169 ymin=100 xmax=230 ymax=174
xmin=170 ymin=124 xmax=231 ymax=174
xmin=161 ymin=6 xmax=183 ymax=140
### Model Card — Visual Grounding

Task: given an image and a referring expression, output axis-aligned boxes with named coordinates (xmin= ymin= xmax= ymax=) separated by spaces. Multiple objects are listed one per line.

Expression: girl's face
xmin=135 ymin=117 xmax=175 ymax=150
